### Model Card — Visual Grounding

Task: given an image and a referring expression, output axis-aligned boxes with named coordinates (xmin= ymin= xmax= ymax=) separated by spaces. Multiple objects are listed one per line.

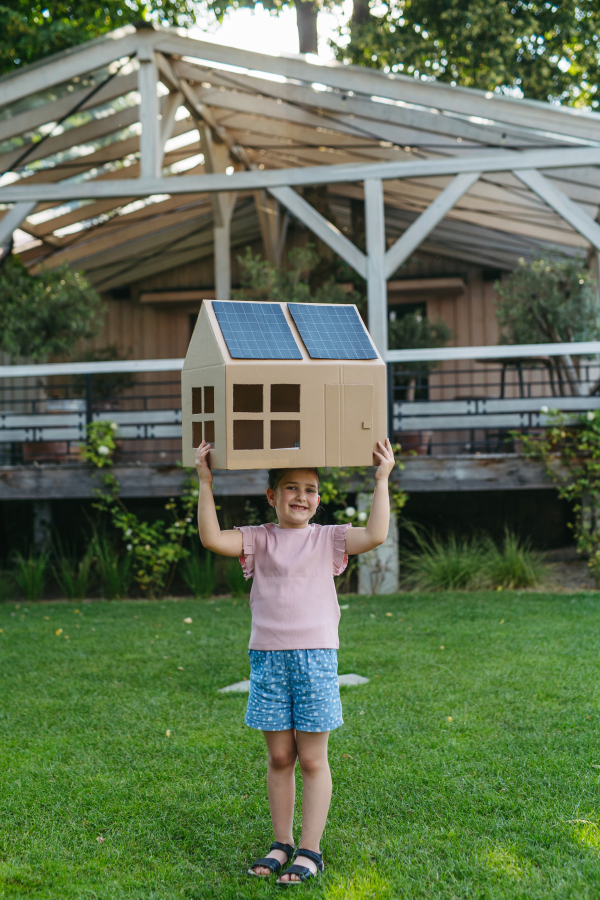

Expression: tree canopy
xmin=339 ymin=0 xmax=600 ymax=108
xmin=0 ymin=256 xmax=104 ymax=360
xmin=0 ymin=1 xmax=196 ymax=76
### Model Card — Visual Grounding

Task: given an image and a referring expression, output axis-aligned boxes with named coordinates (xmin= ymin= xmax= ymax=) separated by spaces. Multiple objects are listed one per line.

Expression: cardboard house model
xmin=181 ymin=300 xmax=386 ymax=470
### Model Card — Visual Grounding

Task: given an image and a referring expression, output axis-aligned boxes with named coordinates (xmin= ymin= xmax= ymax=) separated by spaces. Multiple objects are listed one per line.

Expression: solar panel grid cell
xmin=288 ymin=304 xmax=377 ymax=360
xmin=213 ymin=301 xmax=302 ymax=359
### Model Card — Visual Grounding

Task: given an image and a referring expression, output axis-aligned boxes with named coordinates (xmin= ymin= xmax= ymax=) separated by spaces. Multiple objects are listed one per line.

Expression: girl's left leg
xmin=278 ymin=730 xmax=331 ymax=883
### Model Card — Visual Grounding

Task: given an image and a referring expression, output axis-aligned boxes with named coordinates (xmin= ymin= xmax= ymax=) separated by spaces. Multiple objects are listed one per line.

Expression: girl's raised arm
xmin=195 ymin=441 xmax=244 ymax=557
xmin=345 ymin=438 xmax=396 ymax=556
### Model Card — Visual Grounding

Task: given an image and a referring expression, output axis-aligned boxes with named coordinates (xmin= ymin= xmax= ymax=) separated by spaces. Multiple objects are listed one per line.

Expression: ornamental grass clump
xmin=403 ymin=530 xmax=487 ymax=591
xmin=11 ymin=551 xmax=49 ymax=602
xmin=180 ymin=550 xmax=217 ymax=599
xmin=483 ymin=530 xmax=547 ymax=589
xmin=52 ymin=540 xmax=95 ymax=600
xmin=225 ymin=557 xmax=251 ymax=597
xmin=92 ymin=536 xmax=131 ymax=600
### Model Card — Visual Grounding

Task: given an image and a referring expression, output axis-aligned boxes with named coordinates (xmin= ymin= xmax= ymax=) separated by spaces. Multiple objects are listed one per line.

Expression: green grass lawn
xmin=1 ymin=591 xmax=600 ymax=900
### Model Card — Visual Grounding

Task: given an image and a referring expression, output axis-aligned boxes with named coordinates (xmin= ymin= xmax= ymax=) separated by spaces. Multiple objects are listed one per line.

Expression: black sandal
xmin=247 ymin=842 xmax=295 ymax=878
xmin=276 ymin=848 xmax=324 ymax=885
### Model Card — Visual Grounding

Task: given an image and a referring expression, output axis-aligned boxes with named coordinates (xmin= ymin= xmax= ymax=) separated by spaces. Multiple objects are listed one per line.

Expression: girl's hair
xmin=267 ymin=467 xmax=320 ymax=492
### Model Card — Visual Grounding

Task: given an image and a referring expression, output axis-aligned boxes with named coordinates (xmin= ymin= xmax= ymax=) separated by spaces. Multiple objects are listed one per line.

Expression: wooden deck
xmin=0 ymin=455 xmax=555 ymax=501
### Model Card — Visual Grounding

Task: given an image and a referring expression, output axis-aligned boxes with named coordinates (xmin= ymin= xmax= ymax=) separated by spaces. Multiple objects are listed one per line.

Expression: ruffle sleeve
xmin=234 ymin=525 xmax=255 ymax=580
xmin=332 ymin=523 xmax=352 ymax=576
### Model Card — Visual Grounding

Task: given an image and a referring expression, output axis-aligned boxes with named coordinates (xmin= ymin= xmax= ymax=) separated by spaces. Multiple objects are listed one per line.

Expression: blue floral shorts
xmin=246 ymin=649 xmax=343 ymax=733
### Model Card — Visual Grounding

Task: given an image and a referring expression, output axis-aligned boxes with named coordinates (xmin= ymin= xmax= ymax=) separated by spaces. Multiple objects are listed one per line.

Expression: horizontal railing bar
xmin=0 ymin=359 xmax=185 ymax=379
xmin=386 ymin=341 xmax=600 ymax=363
xmin=394 ymin=397 xmax=600 ymax=416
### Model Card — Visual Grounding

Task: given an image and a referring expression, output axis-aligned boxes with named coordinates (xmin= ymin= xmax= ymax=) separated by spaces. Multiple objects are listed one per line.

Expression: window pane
xmin=204 ymin=420 xmax=215 ymax=443
xmin=271 ymin=384 xmax=300 ymax=413
xmin=233 ymin=384 xmax=263 ymax=412
xmin=192 ymin=387 xmax=202 ymax=415
xmin=192 ymin=421 xmax=202 ymax=447
xmin=233 ymin=420 xmax=263 ymax=450
xmin=204 ymin=386 xmax=214 ymax=414
xmin=271 ymin=420 xmax=300 ymax=449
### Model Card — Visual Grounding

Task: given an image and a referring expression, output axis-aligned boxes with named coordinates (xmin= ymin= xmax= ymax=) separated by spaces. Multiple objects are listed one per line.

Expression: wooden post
xmin=364 ymin=177 xmax=388 ymax=357
xmin=137 ymin=49 xmax=161 ymax=180
xmin=357 ymin=492 xmax=399 ymax=595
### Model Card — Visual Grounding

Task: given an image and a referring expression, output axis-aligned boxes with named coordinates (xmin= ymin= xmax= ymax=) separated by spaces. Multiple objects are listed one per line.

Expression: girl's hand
xmin=195 ymin=440 xmax=213 ymax=485
xmin=373 ymin=438 xmax=395 ymax=482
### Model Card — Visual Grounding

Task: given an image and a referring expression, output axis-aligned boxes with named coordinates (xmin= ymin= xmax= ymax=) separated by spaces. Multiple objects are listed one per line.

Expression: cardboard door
xmin=325 ymin=384 xmax=374 ymax=466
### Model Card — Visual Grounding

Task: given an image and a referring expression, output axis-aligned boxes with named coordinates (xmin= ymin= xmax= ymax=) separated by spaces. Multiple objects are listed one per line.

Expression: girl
xmin=195 ymin=438 xmax=395 ymax=885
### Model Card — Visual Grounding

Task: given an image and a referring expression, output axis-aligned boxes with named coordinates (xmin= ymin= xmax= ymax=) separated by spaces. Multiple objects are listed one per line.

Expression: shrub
xmin=403 ymin=531 xmax=487 ymax=591
xmin=12 ymin=551 xmax=49 ymax=602
xmin=483 ymin=531 xmax=546 ymax=589
xmin=180 ymin=551 xmax=217 ymax=599
xmin=93 ymin=536 xmax=131 ymax=600
xmin=52 ymin=540 xmax=95 ymax=600
xmin=0 ymin=569 xmax=15 ymax=602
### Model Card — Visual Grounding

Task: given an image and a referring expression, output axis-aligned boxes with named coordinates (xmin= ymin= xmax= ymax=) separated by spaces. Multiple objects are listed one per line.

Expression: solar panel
xmin=213 ymin=301 xmax=302 ymax=359
xmin=288 ymin=304 xmax=377 ymax=360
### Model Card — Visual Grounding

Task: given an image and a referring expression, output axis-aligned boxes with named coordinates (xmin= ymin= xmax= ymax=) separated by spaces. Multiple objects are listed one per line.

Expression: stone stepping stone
xmin=218 ymin=673 xmax=369 ymax=693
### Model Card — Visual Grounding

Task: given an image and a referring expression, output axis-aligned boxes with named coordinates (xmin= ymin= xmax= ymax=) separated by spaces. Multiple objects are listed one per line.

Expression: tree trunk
xmin=296 ymin=0 xmax=318 ymax=54
xmin=351 ymin=0 xmax=371 ymax=27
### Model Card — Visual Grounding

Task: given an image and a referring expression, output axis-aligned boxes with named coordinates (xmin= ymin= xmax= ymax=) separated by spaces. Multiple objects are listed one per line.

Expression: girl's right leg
xmin=250 ymin=729 xmax=297 ymax=876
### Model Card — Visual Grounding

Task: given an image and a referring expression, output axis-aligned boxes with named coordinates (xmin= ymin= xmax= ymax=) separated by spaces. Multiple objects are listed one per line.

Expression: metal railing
xmin=2 ymin=342 xmax=600 ymax=464
xmin=0 ymin=359 xmax=184 ymax=465
xmin=388 ymin=340 xmax=600 ymax=455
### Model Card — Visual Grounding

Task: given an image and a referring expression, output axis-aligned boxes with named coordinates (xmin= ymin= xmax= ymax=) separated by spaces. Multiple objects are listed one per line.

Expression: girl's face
xmin=266 ymin=469 xmax=320 ymax=529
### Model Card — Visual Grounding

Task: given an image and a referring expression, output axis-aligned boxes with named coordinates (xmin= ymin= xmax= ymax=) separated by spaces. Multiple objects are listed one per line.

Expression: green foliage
xmin=79 ymin=419 xmax=119 ymax=468
xmin=403 ymin=526 xmax=546 ymax=590
xmin=92 ymin=535 xmax=132 ymax=600
xmin=225 ymin=557 xmax=251 ymax=597
xmin=180 ymin=548 xmax=217 ymax=598
xmin=339 ymin=0 xmax=600 ymax=108
xmin=52 ymin=540 xmax=95 ymax=600
xmin=495 ymin=253 xmax=600 ymax=346
xmin=232 ymin=244 xmax=361 ymax=308
xmin=403 ymin=529 xmax=487 ymax=590
xmin=483 ymin=531 xmax=546 ymax=590
xmin=388 ymin=308 xmax=452 ymax=373
xmin=93 ymin=474 xmax=198 ymax=597
xmin=0 ymin=256 xmax=104 ymax=361
xmin=0 ymin=569 xmax=15 ymax=602
xmin=0 ymin=1 xmax=197 ymax=76
xmin=11 ymin=550 xmax=49 ymax=602
xmin=517 ymin=409 xmax=600 ymax=584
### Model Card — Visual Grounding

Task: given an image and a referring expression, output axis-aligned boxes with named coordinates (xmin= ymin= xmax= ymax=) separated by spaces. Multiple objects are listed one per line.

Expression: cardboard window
xmin=271 ymin=384 xmax=300 ymax=413
xmin=234 ymin=419 xmax=263 ymax=450
xmin=271 ymin=420 xmax=300 ymax=450
xmin=233 ymin=384 xmax=263 ymax=412
xmin=192 ymin=388 xmax=202 ymax=415
xmin=204 ymin=420 xmax=215 ymax=443
xmin=204 ymin=386 xmax=214 ymax=414
xmin=192 ymin=421 xmax=202 ymax=447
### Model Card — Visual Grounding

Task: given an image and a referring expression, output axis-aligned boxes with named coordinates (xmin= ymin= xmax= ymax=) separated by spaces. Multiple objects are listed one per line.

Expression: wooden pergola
xmin=1 ymin=21 xmax=600 ymax=357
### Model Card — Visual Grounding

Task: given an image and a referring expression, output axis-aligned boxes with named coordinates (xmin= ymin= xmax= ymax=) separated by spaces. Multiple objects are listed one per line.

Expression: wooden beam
xmin=152 ymin=30 xmax=600 ymax=144
xmin=364 ymin=178 xmax=388 ymax=356
xmin=387 ymin=277 xmax=465 ymax=292
xmin=0 ymin=71 xmax=138 ymax=145
xmin=0 ymin=456 xmax=558 ymax=500
xmin=514 ymin=168 xmax=600 ymax=251
xmin=268 ymin=184 xmax=367 ymax=278
xmin=160 ymin=90 xmax=183 ymax=159
xmin=384 ymin=171 xmax=481 ymax=279
xmin=139 ymin=290 xmax=215 ymax=303
xmin=2 ymin=146 xmax=599 ymax=203
xmin=138 ymin=49 xmax=161 ymax=180
xmin=0 ymin=201 xmax=37 ymax=246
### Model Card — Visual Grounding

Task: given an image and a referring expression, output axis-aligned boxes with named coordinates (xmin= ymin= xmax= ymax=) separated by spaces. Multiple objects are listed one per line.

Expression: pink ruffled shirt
xmin=234 ymin=522 xmax=351 ymax=651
